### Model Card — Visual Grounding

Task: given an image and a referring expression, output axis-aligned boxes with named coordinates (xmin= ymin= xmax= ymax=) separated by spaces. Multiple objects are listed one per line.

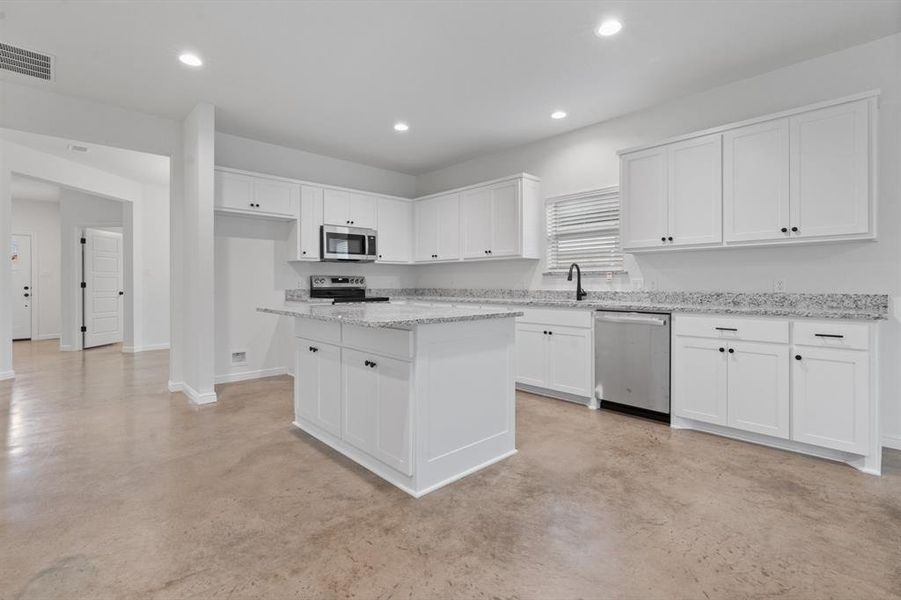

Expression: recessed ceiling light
xmin=394 ymin=122 xmax=409 ymax=132
xmin=596 ymin=19 xmax=623 ymax=37
xmin=551 ymin=110 xmax=567 ymax=120
xmin=67 ymin=144 xmax=89 ymax=153
xmin=178 ymin=52 xmax=203 ymax=67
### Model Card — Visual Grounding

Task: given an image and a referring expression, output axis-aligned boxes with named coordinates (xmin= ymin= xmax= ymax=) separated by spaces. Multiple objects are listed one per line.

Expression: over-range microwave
xmin=320 ymin=224 xmax=378 ymax=262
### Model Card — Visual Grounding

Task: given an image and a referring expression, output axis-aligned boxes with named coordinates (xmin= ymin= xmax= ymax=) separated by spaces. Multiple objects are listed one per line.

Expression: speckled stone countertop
xmin=258 ymin=303 xmax=523 ymax=330
xmin=284 ymin=289 xmax=889 ymax=321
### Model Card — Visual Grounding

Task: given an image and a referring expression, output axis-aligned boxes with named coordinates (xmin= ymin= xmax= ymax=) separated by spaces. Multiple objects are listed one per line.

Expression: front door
xmin=11 ymin=233 xmax=32 ymax=340
xmin=83 ymin=228 xmax=123 ymax=349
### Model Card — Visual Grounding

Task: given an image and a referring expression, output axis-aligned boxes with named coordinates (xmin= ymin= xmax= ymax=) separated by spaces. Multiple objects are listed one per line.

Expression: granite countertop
xmin=284 ymin=289 xmax=889 ymax=321
xmin=258 ymin=302 xmax=524 ymax=330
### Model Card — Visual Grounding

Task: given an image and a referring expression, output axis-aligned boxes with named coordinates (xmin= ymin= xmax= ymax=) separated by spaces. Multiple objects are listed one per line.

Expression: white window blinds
xmin=546 ymin=186 xmax=623 ymax=273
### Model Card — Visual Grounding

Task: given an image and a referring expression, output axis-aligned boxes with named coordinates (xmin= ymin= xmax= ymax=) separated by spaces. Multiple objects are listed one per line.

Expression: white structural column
xmin=0 ymin=159 xmax=13 ymax=380
xmin=169 ymin=103 xmax=217 ymax=404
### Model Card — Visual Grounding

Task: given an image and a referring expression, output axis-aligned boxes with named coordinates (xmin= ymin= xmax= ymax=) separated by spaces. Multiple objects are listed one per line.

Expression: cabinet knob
xmin=309 ymin=346 xmax=318 ymax=353
xmin=24 ymin=293 xmax=30 ymax=298
xmin=718 ymin=347 xmax=725 ymax=353
xmin=727 ymin=348 xmax=734 ymax=354
xmin=378 ymin=254 xmax=382 ymax=258
xmin=661 ymin=236 xmax=666 ymax=242
xmin=791 ymin=226 xmax=798 ymax=233
xmin=667 ymin=236 xmax=673 ymax=242
xmin=543 ymin=330 xmax=548 ymax=335
xmin=364 ymin=360 xmax=377 ymax=368
xmin=781 ymin=227 xmax=788 ymax=233
xmin=547 ymin=331 xmax=553 ymax=335
xmin=302 ymin=251 xmax=307 ymax=255
xmin=795 ymin=354 xmax=802 ymax=361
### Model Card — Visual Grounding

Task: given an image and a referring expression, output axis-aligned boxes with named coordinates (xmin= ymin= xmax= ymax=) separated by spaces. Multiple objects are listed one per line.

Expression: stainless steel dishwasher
xmin=594 ymin=310 xmax=671 ymax=422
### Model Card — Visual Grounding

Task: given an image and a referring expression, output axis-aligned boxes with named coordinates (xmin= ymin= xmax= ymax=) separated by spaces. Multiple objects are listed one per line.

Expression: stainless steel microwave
xmin=320 ymin=224 xmax=378 ymax=262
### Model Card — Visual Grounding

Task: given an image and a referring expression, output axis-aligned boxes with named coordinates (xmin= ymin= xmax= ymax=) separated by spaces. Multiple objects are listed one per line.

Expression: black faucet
xmin=567 ymin=263 xmax=587 ymax=301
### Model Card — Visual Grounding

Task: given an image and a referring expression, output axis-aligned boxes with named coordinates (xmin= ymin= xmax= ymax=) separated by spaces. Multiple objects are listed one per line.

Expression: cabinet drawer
xmin=342 ymin=324 xmax=413 ymax=360
xmin=793 ymin=320 xmax=869 ymax=351
xmin=295 ymin=318 xmax=341 ymax=344
xmin=517 ymin=307 xmax=592 ymax=329
xmin=673 ymin=314 xmax=788 ymax=344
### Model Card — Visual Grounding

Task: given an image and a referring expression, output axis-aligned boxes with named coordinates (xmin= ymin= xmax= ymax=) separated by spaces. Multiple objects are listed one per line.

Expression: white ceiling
xmin=2 ymin=1 xmax=900 ymax=174
xmin=0 ymin=128 xmax=170 ymax=187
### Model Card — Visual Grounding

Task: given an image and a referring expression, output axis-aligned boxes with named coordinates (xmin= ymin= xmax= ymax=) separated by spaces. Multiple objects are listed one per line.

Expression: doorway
xmin=81 ymin=228 xmax=124 ymax=349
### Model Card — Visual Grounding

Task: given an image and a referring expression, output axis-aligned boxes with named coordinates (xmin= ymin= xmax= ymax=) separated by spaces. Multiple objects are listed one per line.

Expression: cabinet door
xmin=723 ymin=119 xmax=790 ymax=243
xmin=790 ymin=100 xmax=870 ymax=238
xmin=323 ymin=188 xmax=350 ymax=225
xmin=342 ymin=349 xmax=412 ymax=475
xmin=414 ymin=198 xmax=438 ymax=261
xmin=726 ymin=341 xmax=789 ymax=439
xmin=295 ymin=338 xmax=342 ymax=437
xmin=376 ymin=197 xmax=412 ymax=263
xmin=215 ymin=171 xmax=254 ymax=211
xmin=435 ymin=193 xmax=460 ymax=261
xmin=792 ymin=347 xmax=869 ymax=454
xmin=672 ymin=337 xmax=728 ymax=425
xmin=490 ymin=181 xmax=520 ymax=257
xmin=253 ymin=179 xmax=298 ymax=217
xmin=667 ymin=133 xmax=722 ymax=247
xmin=621 ymin=147 xmax=668 ymax=249
xmin=515 ymin=323 xmax=548 ymax=387
xmin=460 ymin=187 xmax=493 ymax=258
xmin=348 ymin=192 xmax=378 ymax=229
xmin=298 ymin=185 xmax=324 ymax=260
xmin=546 ymin=326 xmax=592 ymax=397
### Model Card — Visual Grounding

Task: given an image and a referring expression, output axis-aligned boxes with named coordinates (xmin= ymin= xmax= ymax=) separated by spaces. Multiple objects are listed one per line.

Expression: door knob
xmin=24 ymin=286 xmax=29 ymax=290
xmin=24 ymin=293 xmax=30 ymax=298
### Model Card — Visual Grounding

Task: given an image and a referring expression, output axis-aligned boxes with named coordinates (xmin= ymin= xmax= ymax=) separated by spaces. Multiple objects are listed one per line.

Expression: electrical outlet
xmin=231 ymin=351 xmax=247 ymax=365
xmin=773 ymin=279 xmax=786 ymax=293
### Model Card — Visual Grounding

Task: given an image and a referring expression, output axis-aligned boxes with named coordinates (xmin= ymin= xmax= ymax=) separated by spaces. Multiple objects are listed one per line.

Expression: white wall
xmin=414 ymin=33 xmax=901 ymax=447
xmin=216 ymin=132 xmax=417 ymax=198
xmin=10 ymin=198 xmax=61 ymax=340
xmin=58 ymin=189 xmax=124 ymax=350
xmin=137 ymin=184 xmax=170 ymax=350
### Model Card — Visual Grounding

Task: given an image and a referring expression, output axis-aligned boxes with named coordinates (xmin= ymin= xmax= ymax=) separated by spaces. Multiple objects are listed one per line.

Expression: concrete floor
xmin=2 ymin=339 xmax=900 ymax=599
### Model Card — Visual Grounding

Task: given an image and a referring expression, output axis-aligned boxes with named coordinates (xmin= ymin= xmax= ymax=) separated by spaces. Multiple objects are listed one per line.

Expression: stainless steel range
xmin=309 ymin=275 xmax=389 ymax=304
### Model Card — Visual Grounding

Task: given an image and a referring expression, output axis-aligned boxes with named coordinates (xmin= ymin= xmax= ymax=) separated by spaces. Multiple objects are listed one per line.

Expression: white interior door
xmin=83 ymin=228 xmax=124 ymax=349
xmin=11 ymin=234 xmax=33 ymax=340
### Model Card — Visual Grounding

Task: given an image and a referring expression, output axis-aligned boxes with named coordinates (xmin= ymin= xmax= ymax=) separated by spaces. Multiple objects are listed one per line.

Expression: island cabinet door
xmin=672 ymin=337 xmax=728 ymax=425
xmin=295 ymin=338 xmax=342 ymax=437
xmin=342 ymin=349 xmax=413 ymax=476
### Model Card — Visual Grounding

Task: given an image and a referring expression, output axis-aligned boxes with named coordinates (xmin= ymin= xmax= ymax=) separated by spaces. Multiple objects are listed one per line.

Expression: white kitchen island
xmin=259 ymin=302 xmax=523 ymax=497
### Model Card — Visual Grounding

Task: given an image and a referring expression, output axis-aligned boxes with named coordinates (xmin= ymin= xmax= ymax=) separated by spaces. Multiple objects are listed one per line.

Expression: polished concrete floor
xmin=2 ymin=340 xmax=900 ymax=599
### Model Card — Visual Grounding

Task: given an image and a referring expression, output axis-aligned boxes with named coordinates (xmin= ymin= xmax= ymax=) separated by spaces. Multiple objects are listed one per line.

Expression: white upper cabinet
xmin=215 ymin=170 xmax=298 ymax=220
xmin=323 ymin=189 xmax=378 ymax=229
xmin=666 ymin=133 xmax=722 ymax=247
xmin=620 ymin=147 xmax=668 ymax=249
xmin=790 ymin=99 xmax=871 ymax=239
xmin=376 ymin=197 xmax=413 ymax=263
xmin=723 ymin=119 xmax=791 ymax=243
xmin=621 ymin=93 xmax=876 ymax=251
xmin=451 ymin=175 xmax=538 ymax=261
xmin=415 ymin=193 xmax=460 ymax=262
xmin=292 ymin=185 xmax=324 ymax=261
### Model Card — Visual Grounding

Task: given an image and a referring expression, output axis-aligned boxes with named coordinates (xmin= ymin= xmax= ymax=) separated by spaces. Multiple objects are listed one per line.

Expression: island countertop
xmin=258 ymin=302 xmax=524 ymax=330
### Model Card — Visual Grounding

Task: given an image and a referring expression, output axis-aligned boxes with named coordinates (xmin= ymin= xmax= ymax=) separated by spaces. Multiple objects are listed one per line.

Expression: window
xmin=545 ymin=186 xmax=623 ymax=273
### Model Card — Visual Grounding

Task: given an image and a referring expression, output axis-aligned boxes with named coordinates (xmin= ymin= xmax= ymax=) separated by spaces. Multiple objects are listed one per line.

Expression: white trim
xmin=0 ymin=370 xmax=15 ymax=381
xmin=881 ymin=434 xmax=901 ymax=452
xmin=516 ymin=383 xmax=592 ymax=407
xmin=671 ymin=415 xmax=880 ymax=475
xmin=413 ymin=449 xmax=518 ymax=498
xmin=214 ymin=165 xmax=414 ymax=202
xmin=31 ymin=333 xmax=60 ymax=341
xmin=617 ymin=89 xmax=881 ymax=155
xmin=122 ymin=343 xmax=170 ymax=353
xmin=168 ymin=380 xmax=217 ymax=405
xmin=59 ymin=344 xmax=76 ymax=352
xmin=214 ymin=366 xmax=288 ymax=384
xmin=414 ymin=172 xmax=540 ymax=202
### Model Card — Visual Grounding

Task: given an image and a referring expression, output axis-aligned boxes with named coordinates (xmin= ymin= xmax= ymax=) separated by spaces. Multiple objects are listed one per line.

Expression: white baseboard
xmin=882 ymin=435 xmax=901 ymax=451
xmin=59 ymin=344 xmax=77 ymax=352
xmin=0 ymin=370 xmax=15 ymax=381
xmin=123 ymin=343 xmax=170 ymax=353
xmin=168 ymin=380 xmax=218 ymax=405
xmin=32 ymin=334 xmax=60 ymax=341
xmin=215 ymin=366 xmax=288 ymax=384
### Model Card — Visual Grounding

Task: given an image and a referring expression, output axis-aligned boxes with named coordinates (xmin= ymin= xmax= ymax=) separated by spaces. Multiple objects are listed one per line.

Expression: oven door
xmin=320 ymin=225 xmax=376 ymax=261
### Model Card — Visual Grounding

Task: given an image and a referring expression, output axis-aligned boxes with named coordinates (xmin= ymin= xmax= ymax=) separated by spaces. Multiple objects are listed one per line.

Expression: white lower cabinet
xmin=515 ymin=315 xmax=592 ymax=400
xmin=342 ymin=348 xmax=412 ymax=476
xmin=672 ymin=337 xmax=728 ymax=425
xmin=295 ymin=338 xmax=342 ymax=437
xmin=672 ymin=314 xmax=875 ymax=472
xmin=791 ymin=346 xmax=869 ymax=454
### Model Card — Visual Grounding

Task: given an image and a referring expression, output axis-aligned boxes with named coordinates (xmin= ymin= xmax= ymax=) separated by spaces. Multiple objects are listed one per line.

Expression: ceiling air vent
xmin=0 ymin=42 xmax=53 ymax=81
